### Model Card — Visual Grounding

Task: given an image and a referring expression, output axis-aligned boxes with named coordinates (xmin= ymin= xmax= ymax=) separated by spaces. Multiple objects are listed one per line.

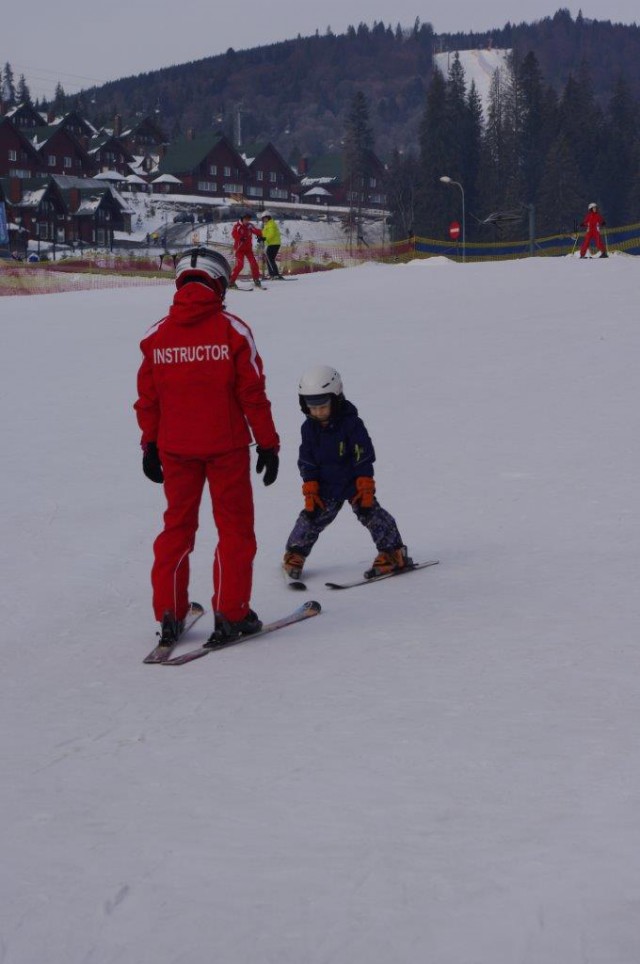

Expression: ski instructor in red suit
xmin=229 ymin=210 xmax=263 ymax=288
xmin=134 ymin=246 xmax=280 ymax=645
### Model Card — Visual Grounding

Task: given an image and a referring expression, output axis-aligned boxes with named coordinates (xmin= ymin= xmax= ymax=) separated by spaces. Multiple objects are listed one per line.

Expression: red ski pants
xmin=580 ymin=229 xmax=606 ymax=256
xmin=230 ymin=248 xmax=260 ymax=283
xmin=152 ymin=448 xmax=256 ymax=623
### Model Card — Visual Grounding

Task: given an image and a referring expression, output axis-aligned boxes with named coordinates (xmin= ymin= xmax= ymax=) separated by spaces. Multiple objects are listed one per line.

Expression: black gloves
xmin=256 ymin=446 xmax=279 ymax=486
xmin=142 ymin=442 xmax=164 ymax=484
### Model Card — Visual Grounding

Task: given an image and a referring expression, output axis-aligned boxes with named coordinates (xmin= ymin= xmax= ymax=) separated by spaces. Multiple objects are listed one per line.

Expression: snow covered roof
xmin=17 ymin=188 xmax=47 ymax=208
xmin=152 ymin=173 xmax=182 ymax=184
xmin=94 ymin=170 xmax=124 ymax=181
xmin=300 ymin=175 xmax=338 ymax=187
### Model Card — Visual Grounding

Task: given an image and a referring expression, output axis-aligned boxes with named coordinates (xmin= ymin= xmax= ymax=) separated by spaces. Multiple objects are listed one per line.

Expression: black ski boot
xmin=205 ymin=609 xmax=263 ymax=647
xmin=158 ymin=610 xmax=184 ymax=647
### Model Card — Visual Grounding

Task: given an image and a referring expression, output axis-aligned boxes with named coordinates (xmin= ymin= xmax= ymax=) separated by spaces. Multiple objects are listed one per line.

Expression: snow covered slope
xmin=2 ymin=253 xmax=640 ymax=964
xmin=434 ymin=47 xmax=511 ymax=117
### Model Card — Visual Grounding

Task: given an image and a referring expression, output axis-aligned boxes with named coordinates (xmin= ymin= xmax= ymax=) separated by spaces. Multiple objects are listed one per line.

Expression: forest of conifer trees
xmin=403 ymin=49 xmax=640 ymax=242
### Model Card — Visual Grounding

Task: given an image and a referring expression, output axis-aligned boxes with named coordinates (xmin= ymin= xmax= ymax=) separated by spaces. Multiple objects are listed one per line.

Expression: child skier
xmin=282 ymin=365 xmax=412 ymax=580
xmin=580 ymin=202 xmax=608 ymax=258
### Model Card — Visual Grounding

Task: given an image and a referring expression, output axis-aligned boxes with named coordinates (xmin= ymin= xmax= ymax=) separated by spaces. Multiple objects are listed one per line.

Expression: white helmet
xmin=298 ymin=365 xmax=344 ymax=414
xmin=260 ymin=210 xmax=273 ymax=220
xmin=175 ymin=246 xmax=230 ymax=290
xmin=588 ymin=202 xmax=597 ymax=210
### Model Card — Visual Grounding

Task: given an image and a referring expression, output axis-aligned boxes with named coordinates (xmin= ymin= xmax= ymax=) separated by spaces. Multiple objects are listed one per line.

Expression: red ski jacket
xmin=232 ymin=220 xmax=262 ymax=253
xmin=581 ymin=210 xmax=605 ymax=233
xmin=135 ymin=282 xmax=279 ymax=457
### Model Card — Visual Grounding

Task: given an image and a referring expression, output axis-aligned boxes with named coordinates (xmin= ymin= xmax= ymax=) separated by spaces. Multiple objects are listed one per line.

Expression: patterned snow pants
xmin=285 ymin=498 xmax=404 ymax=559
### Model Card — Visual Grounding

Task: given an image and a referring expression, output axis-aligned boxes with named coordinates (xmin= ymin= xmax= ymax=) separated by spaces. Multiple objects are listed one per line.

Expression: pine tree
xmin=53 ymin=82 xmax=67 ymax=116
xmin=415 ymin=67 xmax=454 ymax=237
xmin=557 ymin=64 xmax=603 ymax=199
xmin=596 ymin=75 xmax=639 ymax=225
xmin=536 ymin=133 xmax=584 ymax=235
xmin=2 ymin=62 xmax=16 ymax=105
xmin=16 ymin=74 xmax=31 ymax=105
xmin=385 ymin=148 xmax=420 ymax=239
xmin=463 ymin=80 xmax=484 ymax=239
xmin=343 ymin=90 xmax=374 ymax=233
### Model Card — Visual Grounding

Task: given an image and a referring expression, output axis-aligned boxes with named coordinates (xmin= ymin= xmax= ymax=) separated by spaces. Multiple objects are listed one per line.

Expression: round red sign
xmin=449 ymin=220 xmax=461 ymax=240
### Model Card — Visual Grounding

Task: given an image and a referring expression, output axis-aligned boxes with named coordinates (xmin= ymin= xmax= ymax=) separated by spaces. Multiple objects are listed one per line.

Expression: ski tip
xmin=305 ymin=600 xmax=322 ymax=614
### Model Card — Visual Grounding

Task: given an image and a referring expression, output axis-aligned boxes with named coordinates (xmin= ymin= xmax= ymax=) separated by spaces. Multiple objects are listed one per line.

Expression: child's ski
xmin=282 ymin=568 xmax=307 ymax=591
xmin=142 ymin=602 xmax=205 ymax=663
xmin=162 ymin=600 xmax=321 ymax=666
xmin=325 ymin=560 xmax=439 ymax=590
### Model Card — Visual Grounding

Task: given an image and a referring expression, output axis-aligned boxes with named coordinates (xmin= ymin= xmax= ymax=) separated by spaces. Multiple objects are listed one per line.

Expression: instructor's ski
xmin=325 ymin=560 xmax=439 ymax=590
xmin=162 ymin=600 xmax=321 ymax=665
xmin=143 ymin=602 xmax=205 ymax=664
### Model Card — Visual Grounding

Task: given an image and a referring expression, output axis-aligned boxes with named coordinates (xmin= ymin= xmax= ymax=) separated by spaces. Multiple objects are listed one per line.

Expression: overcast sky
xmin=3 ymin=0 xmax=639 ymax=102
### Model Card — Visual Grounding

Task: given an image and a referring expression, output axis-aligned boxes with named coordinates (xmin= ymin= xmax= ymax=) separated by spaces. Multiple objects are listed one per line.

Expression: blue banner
xmin=0 ymin=202 xmax=8 ymax=245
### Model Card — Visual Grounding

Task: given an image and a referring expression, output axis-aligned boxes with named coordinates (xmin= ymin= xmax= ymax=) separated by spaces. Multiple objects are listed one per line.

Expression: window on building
xmin=269 ymin=172 xmax=277 ymax=183
xmin=64 ymin=156 xmax=72 ymax=169
xmin=247 ymin=186 xmax=263 ymax=197
xmin=48 ymin=155 xmax=56 ymax=167
xmin=197 ymin=181 xmax=217 ymax=193
xmin=8 ymin=149 xmax=17 ymax=161
xmin=224 ymin=166 xmax=231 ymax=177
xmin=208 ymin=164 xmax=217 ymax=176
xmin=256 ymin=170 xmax=263 ymax=181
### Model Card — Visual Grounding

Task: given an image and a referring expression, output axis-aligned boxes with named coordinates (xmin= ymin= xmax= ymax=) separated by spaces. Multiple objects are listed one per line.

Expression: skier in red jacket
xmin=229 ymin=211 xmax=263 ymax=288
xmin=134 ymin=246 xmax=280 ymax=646
xmin=580 ymin=202 xmax=608 ymax=258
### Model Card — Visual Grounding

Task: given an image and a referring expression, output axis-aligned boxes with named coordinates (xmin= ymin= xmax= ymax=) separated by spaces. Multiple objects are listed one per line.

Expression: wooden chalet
xmin=118 ymin=116 xmax=167 ymax=156
xmin=157 ymin=130 xmax=248 ymax=197
xmin=87 ymin=131 xmax=134 ymax=176
xmin=0 ymin=115 xmax=43 ymax=179
xmin=300 ymin=151 xmax=388 ymax=210
xmin=30 ymin=121 xmax=93 ymax=178
xmin=243 ymin=142 xmax=300 ymax=204
xmin=0 ymin=174 xmax=132 ymax=251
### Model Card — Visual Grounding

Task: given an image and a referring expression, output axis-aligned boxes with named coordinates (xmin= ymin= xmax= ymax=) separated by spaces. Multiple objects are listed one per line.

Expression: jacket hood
xmin=169 ymin=281 xmax=224 ymax=326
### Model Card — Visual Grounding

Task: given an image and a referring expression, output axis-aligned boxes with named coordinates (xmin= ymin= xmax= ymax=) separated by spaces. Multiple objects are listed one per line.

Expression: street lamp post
xmin=440 ymin=176 xmax=466 ymax=263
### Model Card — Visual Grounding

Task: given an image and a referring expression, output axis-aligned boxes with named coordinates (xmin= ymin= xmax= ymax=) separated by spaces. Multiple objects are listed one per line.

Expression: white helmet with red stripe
xmin=175 ymin=246 xmax=230 ymax=290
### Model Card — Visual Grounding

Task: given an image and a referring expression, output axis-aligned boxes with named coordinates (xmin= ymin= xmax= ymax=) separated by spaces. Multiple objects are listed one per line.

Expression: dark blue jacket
xmin=298 ymin=399 xmax=375 ymax=502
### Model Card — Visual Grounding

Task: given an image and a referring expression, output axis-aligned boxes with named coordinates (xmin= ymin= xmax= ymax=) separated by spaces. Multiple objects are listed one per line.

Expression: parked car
xmin=173 ymin=212 xmax=195 ymax=223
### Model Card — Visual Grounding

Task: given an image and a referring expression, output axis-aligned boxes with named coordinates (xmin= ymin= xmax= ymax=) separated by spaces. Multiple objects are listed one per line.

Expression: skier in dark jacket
xmin=282 ymin=365 xmax=411 ymax=580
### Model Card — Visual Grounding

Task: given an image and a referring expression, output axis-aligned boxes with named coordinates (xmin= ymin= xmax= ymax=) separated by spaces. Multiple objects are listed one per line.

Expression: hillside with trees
xmin=4 ymin=8 xmax=640 ymax=242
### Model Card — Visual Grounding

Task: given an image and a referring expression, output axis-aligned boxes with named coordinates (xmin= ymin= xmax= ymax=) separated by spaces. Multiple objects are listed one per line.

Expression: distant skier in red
xmin=229 ymin=211 xmax=263 ymax=288
xmin=580 ymin=202 xmax=607 ymax=258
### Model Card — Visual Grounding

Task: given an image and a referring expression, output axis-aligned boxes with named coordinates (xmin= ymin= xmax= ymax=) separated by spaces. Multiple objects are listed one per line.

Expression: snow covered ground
xmin=2 ymin=253 xmax=640 ymax=963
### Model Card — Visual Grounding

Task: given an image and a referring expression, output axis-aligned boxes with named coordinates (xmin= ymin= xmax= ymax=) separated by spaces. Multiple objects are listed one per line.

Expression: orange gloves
xmin=303 ymin=480 xmax=325 ymax=513
xmin=352 ymin=476 xmax=375 ymax=509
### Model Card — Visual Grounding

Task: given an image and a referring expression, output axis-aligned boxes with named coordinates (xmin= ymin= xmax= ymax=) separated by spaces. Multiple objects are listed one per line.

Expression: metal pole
xmin=460 ymin=183 xmax=466 ymax=263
